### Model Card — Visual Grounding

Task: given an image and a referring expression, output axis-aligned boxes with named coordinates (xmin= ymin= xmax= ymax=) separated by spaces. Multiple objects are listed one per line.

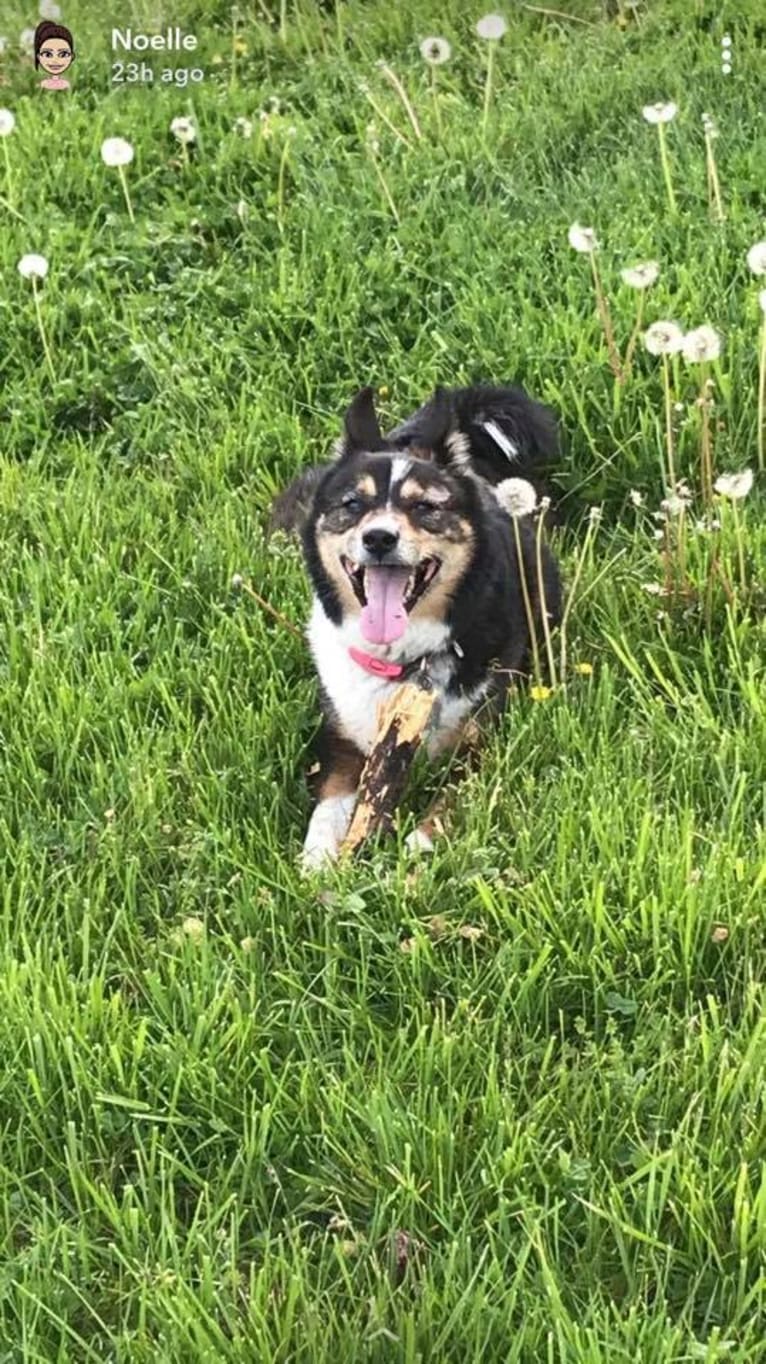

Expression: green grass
xmin=1 ymin=0 xmax=765 ymax=1358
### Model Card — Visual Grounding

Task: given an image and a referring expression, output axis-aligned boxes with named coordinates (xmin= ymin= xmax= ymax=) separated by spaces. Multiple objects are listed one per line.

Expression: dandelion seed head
xmin=629 ymin=489 xmax=644 ymax=507
xmin=17 ymin=253 xmax=49 ymax=280
xmin=568 ymin=222 xmax=598 ymax=254
xmin=19 ymin=27 xmax=36 ymax=51
xmin=476 ymin=13 xmax=507 ymax=40
xmin=494 ymin=477 xmax=537 ymax=517
xmin=642 ymin=101 xmax=678 ymax=124
xmin=101 ymin=136 xmax=134 ymax=167
xmin=643 ymin=320 xmax=684 ymax=355
xmin=420 ymin=35 xmax=451 ymax=65
xmin=181 ymin=916 xmax=205 ymax=941
xmin=38 ymin=0 xmax=61 ymax=16
xmin=721 ymin=34 xmax=731 ymax=47
xmin=714 ymin=468 xmax=753 ymax=500
xmin=721 ymin=63 xmax=732 ymax=75
xmin=0 ymin=108 xmax=15 ymax=136
xmin=746 ymin=241 xmax=766 ymax=276
xmin=620 ymin=260 xmax=660 ymax=289
xmin=231 ymin=573 xmax=244 ymax=589
xmin=661 ymin=493 xmax=688 ymax=517
xmin=170 ymin=115 xmax=197 ymax=144
xmin=234 ymin=116 xmax=253 ymax=137
xmin=682 ymin=325 xmax=721 ymax=363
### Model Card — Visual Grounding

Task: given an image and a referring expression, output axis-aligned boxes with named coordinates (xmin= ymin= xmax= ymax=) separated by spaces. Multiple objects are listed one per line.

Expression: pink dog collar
xmin=348 ymin=646 xmax=404 ymax=679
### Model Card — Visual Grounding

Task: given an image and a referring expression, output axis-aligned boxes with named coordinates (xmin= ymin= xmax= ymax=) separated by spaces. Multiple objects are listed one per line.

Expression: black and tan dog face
xmin=303 ymin=387 xmax=477 ymax=645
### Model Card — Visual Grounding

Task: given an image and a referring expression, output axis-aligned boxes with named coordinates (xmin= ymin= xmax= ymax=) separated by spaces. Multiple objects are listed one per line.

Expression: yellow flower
xmin=378 ymin=385 xmax=389 ymax=398
xmin=530 ymin=685 xmax=553 ymax=701
xmin=234 ymin=38 xmax=248 ymax=55
xmin=574 ymin=662 xmax=593 ymax=676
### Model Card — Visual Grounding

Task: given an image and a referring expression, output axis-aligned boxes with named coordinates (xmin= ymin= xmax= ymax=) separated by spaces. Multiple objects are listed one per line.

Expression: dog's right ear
xmin=334 ymin=386 xmax=388 ymax=460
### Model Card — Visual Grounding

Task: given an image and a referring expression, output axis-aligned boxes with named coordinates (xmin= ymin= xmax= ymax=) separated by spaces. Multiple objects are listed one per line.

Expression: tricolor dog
xmin=270 ymin=383 xmax=562 ymax=869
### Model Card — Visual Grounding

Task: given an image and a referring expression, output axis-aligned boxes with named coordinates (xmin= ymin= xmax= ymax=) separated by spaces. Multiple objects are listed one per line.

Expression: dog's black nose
xmin=362 ymin=527 xmax=399 ymax=558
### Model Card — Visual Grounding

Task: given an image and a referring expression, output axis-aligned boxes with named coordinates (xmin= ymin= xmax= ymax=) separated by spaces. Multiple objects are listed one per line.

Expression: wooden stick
xmin=342 ymin=675 xmax=438 ymax=854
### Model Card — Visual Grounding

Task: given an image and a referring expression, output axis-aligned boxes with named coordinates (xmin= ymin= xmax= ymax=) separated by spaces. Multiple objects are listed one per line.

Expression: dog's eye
xmin=413 ymin=500 xmax=442 ymax=514
xmin=340 ymin=495 xmax=363 ymax=512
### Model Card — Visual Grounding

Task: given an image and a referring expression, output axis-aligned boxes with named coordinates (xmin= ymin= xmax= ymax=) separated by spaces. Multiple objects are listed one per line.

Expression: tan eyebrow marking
xmin=355 ymin=476 xmax=376 ymax=496
xmin=400 ymin=479 xmax=450 ymax=504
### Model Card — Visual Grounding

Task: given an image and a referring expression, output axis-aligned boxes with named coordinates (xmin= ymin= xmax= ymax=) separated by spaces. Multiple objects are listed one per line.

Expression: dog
xmin=270 ymin=383 xmax=562 ymax=870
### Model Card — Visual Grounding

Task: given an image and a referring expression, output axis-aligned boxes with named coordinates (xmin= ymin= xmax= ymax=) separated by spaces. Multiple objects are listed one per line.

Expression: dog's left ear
xmin=335 ymin=385 xmax=388 ymax=459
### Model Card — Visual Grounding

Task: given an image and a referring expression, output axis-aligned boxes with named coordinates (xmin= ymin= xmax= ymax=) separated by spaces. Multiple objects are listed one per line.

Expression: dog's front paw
xmin=300 ymin=794 xmax=357 ymax=875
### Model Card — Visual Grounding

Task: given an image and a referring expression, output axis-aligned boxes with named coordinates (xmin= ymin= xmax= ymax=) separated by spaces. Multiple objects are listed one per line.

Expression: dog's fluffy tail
xmin=386 ymin=383 xmax=559 ymax=488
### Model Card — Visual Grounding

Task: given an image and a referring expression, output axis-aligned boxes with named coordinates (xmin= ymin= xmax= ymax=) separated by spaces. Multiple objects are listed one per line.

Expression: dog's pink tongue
xmin=360 ymin=566 xmax=410 ymax=644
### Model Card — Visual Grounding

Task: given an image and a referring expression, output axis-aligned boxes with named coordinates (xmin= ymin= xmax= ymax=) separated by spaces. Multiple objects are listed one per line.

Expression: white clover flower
xmin=231 ymin=573 xmax=244 ymax=589
xmin=170 ymin=116 xmax=197 ymax=145
xmin=588 ymin=505 xmax=603 ymax=524
xmin=568 ymin=222 xmax=598 ymax=254
xmin=100 ymin=137 xmax=134 ymax=167
xmin=19 ymin=27 xmax=36 ymax=52
xmin=234 ymin=116 xmax=253 ymax=137
xmin=17 ymin=253 xmax=49 ymax=279
xmin=420 ymin=36 xmax=451 ymax=65
xmin=746 ymin=242 xmax=766 ymax=276
xmin=682 ymin=325 xmax=721 ymax=363
xmin=0 ymin=108 xmax=15 ymax=136
xmin=643 ymin=320 xmax=684 ymax=356
xmin=714 ymin=469 xmax=754 ymax=500
xmin=621 ymin=260 xmax=659 ymax=289
xmin=38 ymin=0 xmax=62 ymax=17
xmin=494 ymin=477 xmax=537 ymax=517
xmin=642 ymin=102 xmax=678 ymax=124
xmin=759 ymin=289 xmax=766 ymax=315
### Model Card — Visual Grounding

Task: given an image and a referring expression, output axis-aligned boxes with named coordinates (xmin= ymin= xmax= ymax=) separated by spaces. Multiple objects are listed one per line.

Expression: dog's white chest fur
xmin=306 ymin=597 xmax=488 ymax=756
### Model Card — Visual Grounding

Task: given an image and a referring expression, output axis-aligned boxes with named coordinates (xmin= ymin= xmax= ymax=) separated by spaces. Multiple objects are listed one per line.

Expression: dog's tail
xmin=385 ymin=383 xmax=559 ymax=488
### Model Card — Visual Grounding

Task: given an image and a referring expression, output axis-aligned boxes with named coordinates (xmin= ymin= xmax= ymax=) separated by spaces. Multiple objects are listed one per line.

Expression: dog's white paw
xmin=405 ymin=827 xmax=435 ymax=855
xmin=300 ymin=794 xmax=357 ymax=875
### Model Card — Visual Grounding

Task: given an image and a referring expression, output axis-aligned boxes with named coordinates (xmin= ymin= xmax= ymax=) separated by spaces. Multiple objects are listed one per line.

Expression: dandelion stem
xmin=359 ymin=87 xmax=413 ymax=148
xmin=240 ymin=579 xmax=303 ymax=641
xmin=482 ymin=41 xmax=495 ymax=136
xmin=535 ymin=507 xmax=557 ymax=689
xmin=231 ymin=5 xmax=239 ymax=88
xmin=558 ymin=515 xmax=597 ymax=683
xmin=623 ymin=292 xmax=646 ymax=378
xmin=276 ymin=138 xmax=291 ymax=230
xmin=704 ymin=127 xmax=724 ymax=222
xmin=378 ymin=63 xmax=422 ymax=141
xmin=662 ymin=354 xmax=676 ymax=492
xmin=368 ymin=148 xmax=399 ymax=222
xmin=117 ymin=165 xmax=135 ymax=223
xmin=729 ymin=499 xmax=747 ymax=596
xmin=752 ymin=313 xmax=757 ymax=474
xmin=2 ymin=138 xmax=13 ymax=210
xmin=657 ymin=122 xmax=677 ymax=216
xmin=698 ymin=369 xmax=714 ymax=507
xmin=511 ymin=516 xmax=542 ymax=686
xmin=279 ymin=0 xmax=287 ymax=42
xmin=31 ymin=278 xmax=55 ymax=382
xmin=430 ymin=65 xmax=444 ymax=139
xmin=589 ymin=253 xmax=624 ymax=382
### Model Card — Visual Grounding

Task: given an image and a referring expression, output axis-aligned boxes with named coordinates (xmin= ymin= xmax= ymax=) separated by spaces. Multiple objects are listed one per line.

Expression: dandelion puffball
xmin=746 ymin=241 xmax=766 ymax=276
xmin=494 ymin=477 xmax=537 ymax=517
xmin=476 ymin=13 xmax=508 ymax=40
xmin=234 ymin=116 xmax=254 ymax=136
xmin=643 ymin=320 xmax=684 ymax=356
xmin=101 ymin=136 xmax=134 ymax=167
xmin=682 ymin=325 xmax=721 ymax=363
xmin=642 ymin=102 xmax=678 ymax=124
xmin=420 ymin=36 xmax=452 ymax=65
xmin=568 ymin=223 xmax=598 ymax=254
xmin=19 ymin=27 xmax=35 ymax=51
xmin=0 ymin=108 xmax=15 ymax=136
xmin=38 ymin=0 xmax=62 ymax=17
xmin=18 ymin=253 xmax=49 ymax=280
xmin=171 ymin=115 xmax=197 ymax=144
xmin=621 ymin=260 xmax=660 ymax=289
xmin=714 ymin=469 xmax=753 ymax=500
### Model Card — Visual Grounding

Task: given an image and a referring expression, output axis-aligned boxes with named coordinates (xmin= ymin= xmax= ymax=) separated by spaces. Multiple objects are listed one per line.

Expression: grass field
xmin=1 ymin=0 xmax=765 ymax=1358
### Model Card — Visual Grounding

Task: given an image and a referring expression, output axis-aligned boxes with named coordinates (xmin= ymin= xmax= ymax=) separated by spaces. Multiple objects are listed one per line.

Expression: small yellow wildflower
xmin=378 ymin=385 xmax=390 ymax=398
xmin=574 ymin=662 xmax=594 ymax=676
xmin=530 ymin=685 xmax=553 ymax=701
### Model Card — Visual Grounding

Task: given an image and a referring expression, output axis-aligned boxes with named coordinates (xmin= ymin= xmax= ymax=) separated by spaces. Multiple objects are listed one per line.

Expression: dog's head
xmin=302 ymin=386 xmax=480 ymax=645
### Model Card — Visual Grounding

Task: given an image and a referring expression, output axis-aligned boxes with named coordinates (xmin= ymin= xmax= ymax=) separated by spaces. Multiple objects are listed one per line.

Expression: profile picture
xmin=34 ymin=20 xmax=76 ymax=90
